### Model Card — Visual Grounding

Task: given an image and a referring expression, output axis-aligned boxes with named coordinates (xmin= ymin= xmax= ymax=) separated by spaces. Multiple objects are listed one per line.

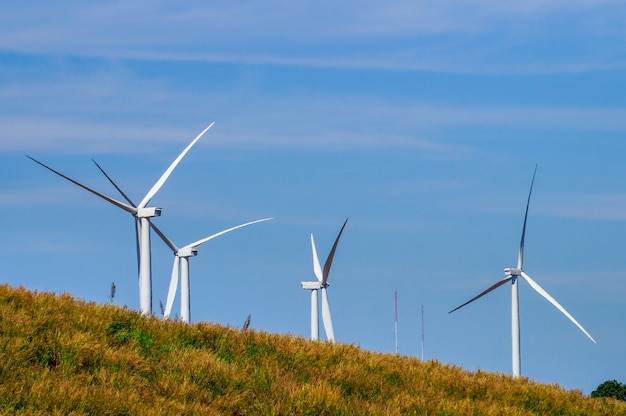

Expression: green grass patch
xmin=0 ymin=284 xmax=624 ymax=415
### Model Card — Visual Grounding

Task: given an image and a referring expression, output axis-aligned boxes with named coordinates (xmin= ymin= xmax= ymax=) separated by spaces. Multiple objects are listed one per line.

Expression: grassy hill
xmin=0 ymin=284 xmax=624 ymax=415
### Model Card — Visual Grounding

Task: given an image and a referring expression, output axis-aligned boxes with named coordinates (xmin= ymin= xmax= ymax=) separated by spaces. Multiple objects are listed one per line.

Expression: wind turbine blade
xmin=520 ymin=271 xmax=596 ymax=343
xmin=27 ymin=156 xmax=136 ymax=215
xmin=322 ymin=218 xmax=349 ymax=286
xmin=518 ymin=165 xmax=537 ymax=270
xmin=148 ymin=220 xmax=179 ymax=253
xmin=311 ymin=234 xmax=323 ymax=282
xmin=164 ymin=256 xmax=180 ymax=319
xmin=184 ymin=217 xmax=273 ymax=249
xmin=138 ymin=123 xmax=214 ymax=209
xmin=321 ymin=287 xmax=334 ymax=342
xmin=449 ymin=276 xmax=513 ymax=314
xmin=92 ymin=159 xmax=137 ymax=208
xmin=91 ymin=159 xmax=145 ymax=272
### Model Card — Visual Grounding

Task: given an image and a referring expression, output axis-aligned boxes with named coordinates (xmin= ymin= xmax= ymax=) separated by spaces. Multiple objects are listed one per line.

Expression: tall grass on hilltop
xmin=0 ymin=284 xmax=625 ymax=415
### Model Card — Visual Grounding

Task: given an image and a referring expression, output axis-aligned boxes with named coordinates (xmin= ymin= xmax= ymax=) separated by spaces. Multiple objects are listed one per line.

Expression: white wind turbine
xmin=449 ymin=166 xmax=596 ymax=377
xmin=27 ymin=123 xmax=214 ymax=315
xmin=92 ymin=161 xmax=273 ymax=324
xmin=301 ymin=218 xmax=348 ymax=342
xmin=156 ymin=218 xmax=273 ymax=323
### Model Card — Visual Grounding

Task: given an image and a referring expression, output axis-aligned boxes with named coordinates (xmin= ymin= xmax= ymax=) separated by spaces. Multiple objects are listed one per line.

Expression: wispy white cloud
xmin=0 ymin=186 xmax=103 ymax=207
xmin=398 ymin=106 xmax=626 ymax=132
xmin=463 ymin=189 xmax=626 ymax=221
xmin=2 ymin=100 xmax=626 ymax=154
xmin=537 ymin=192 xmax=626 ymax=221
xmin=0 ymin=116 xmax=192 ymax=154
xmin=0 ymin=1 xmax=624 ymax=73
xmin=2 ymin=1 xmax=620 ymax=40
xmin=2 ymin=44 xmax=625 ymax=155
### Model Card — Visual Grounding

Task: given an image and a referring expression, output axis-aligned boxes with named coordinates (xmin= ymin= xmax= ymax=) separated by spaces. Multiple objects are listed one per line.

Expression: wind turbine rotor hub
xmin=136 ymin=207 xmax=162 ymax=218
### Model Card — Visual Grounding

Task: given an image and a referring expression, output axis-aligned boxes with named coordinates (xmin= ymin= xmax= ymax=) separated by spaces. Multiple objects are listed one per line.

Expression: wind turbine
xmin=301 ymin=218 xmax=348 ymax=342
xmin=449 ymin=166 xmax=595 ymax=377
xmin=27 ymin=123 xmax=214 ymax=315
xmin=157 ymin=217 xmax=273 ymax=323
xmin=92 ymin=159 xmax=272 ymax=324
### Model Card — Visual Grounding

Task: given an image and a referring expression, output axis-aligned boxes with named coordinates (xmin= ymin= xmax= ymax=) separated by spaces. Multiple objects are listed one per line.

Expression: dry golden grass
xmin=0 ymin=284 xmax=624 ymax=415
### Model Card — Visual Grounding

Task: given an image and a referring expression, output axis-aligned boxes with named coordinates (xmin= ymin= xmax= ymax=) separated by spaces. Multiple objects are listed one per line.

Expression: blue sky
xmin=2 ymin=1 xmax=626 ymax=394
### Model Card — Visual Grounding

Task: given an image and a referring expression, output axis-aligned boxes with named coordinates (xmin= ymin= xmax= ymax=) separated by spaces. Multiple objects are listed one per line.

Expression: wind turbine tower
xmin=421 ymin=304 xmax=425 ymax=361
xmin=394 ymin=290 xmax=399 ymax=354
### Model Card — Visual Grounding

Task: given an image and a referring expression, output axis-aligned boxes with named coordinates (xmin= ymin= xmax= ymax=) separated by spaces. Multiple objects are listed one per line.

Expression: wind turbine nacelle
xmin=504 ymin=267 xmax=522 ymax=276
xmin=301 ymin=281 xmax=322 ymax=290
xmin=178 ymin=247 xmax=198 ymax=257
xmin=137 ymin=207 xmax=162 ymax=218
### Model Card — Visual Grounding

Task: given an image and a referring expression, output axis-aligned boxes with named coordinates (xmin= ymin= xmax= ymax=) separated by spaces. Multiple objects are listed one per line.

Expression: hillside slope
xmin=0 ymin=284 xmax=624 ymax=415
